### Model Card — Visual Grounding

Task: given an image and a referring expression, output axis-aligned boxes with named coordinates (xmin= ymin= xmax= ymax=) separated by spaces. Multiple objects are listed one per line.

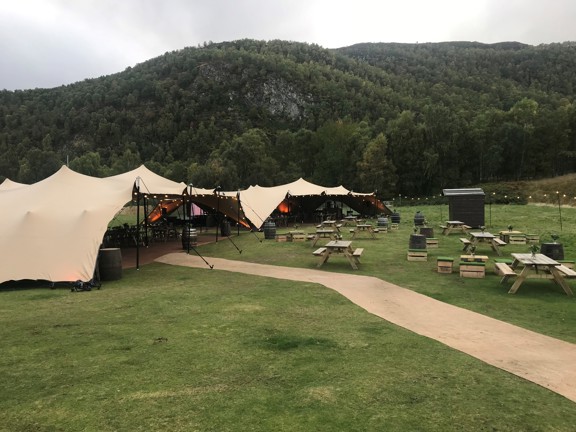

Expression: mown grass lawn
xmin=1 ymin=204 xmax=575 ymax=431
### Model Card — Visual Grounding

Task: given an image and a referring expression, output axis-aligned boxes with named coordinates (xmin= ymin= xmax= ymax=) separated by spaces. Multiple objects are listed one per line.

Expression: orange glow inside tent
xmin=276 ymin=201 xmax=290 ymax=214
xmin=148 ymin=199 xmax=182 ymax=223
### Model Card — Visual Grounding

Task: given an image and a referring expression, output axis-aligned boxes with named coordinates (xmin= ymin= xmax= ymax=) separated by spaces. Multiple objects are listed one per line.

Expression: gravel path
xmin=156 ymin=252 xmax=576 ymax=403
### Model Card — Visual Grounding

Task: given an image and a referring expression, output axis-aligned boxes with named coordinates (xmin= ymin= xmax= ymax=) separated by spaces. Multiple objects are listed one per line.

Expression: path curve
xmin=156 ymin=253 xmax=576 ymax=403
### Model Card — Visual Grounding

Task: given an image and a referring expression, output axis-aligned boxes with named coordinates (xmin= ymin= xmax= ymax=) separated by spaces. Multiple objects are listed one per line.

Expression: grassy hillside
xmin=481 ymin=174 xmax=576 ymax=206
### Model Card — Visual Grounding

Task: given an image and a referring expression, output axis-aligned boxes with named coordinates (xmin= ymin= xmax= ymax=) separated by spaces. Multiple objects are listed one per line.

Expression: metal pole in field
xmin=557 ymin=191 xmax=563 ymax=231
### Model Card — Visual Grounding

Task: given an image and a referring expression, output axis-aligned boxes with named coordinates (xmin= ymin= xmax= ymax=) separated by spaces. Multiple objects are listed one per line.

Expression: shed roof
xmin=442 ymin=188 xmax=485 ymax=196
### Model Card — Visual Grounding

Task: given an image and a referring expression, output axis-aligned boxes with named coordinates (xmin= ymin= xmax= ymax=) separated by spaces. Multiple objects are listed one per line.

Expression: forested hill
xmin=2 ymin=39 xmax=576 ymax=198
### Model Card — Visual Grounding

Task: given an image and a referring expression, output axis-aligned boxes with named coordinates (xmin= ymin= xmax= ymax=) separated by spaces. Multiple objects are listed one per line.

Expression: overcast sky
xmin=1 ymin=0 xmax=576 ymax=91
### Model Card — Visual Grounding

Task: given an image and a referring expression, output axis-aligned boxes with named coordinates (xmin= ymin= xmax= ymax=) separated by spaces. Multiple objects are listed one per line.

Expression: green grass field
xmin=1 ymin=203 xmax=576 ymax=431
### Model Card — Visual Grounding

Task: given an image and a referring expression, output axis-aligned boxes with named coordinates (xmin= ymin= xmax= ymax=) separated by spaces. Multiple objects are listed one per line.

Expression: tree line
xmin=1 ymin=39 xmax=576 ymax=199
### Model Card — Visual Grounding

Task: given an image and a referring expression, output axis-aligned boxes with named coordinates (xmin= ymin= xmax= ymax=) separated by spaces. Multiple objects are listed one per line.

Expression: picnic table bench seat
xmin=460 ymin=237 xmax=471 ymax=251
xmin=313 ymin=247 xmax=327 ymax=256
xmin=352 ymin=248 xmax=364 ymax=258
xmin=556 ymin=264 xmax=576 ymax=278
xmin=495 ymin=262 xmax=518 ymax=283
xmin=493 ymin=238 xmax=507 ymax=246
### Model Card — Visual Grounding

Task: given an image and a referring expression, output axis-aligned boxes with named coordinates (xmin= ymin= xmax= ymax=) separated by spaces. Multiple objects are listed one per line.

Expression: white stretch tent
xmin=0 ymin=165 xmax=187 ymax=284
xmin=236 ymin=178 xmax=386 ymax=230
xmin=0 ymin=178 xmax=28 ymax=191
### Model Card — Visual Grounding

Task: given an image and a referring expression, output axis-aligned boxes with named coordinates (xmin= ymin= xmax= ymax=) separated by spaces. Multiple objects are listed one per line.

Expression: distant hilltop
xmin=2 ymin=39 xmax=576 ymax=198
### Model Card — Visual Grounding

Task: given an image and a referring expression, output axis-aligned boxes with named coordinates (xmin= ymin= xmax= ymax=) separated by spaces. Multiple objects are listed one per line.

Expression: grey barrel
xmin=414 ymin=211 xmax=425 ymax=226
xmin=263 ymin=220 xmax=277 ymax=240
xmin=391 ymin=212 xmax=401 ymax=224
xmin=377 ymin=217 xmax=389 ymax=228
xmin=182 ymin=227 xmax=198 ymax=249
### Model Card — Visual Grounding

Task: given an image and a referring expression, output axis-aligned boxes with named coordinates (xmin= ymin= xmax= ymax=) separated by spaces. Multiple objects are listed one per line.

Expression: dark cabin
xmin=442 ymin=188 xmax=485 ymax=228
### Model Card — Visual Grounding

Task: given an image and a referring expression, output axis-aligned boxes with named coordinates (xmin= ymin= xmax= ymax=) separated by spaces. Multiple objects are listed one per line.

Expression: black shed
xmin=442 ymin=188 xmax=485 ymax=228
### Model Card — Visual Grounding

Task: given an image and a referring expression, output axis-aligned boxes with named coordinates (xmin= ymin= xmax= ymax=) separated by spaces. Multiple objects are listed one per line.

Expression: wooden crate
xmin=509 ymin=235 xmax=527 ymax=245
xmin=460 ymin=255 xmax=489 ymax=263
xmin=291 ymin=234 xmax=306 ymax=242
xmin=407 ymin=249 xmax=428 ymax=261
xmin=459 ymin=262 xmax=486 ymax=278
xmin=426 ymin=238 xmax=439 ymax=248
xmin=437 ymin=257 xmax=454 ymax=274
xmin=275 ymin=234 xmax=289 ymax=242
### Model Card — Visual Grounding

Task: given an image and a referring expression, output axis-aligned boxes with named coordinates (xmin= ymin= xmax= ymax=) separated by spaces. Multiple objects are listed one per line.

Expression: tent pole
xmin=136 ymin=179 xmax=140 ymax=270
xmin=187 ymin=184 xmax=192 ymax=254
xmin=237 ymin=191 xmax=240 ymax=236
xmin=144 ymin=195 xmax=149 ymax=247
xmin=214 ymin=186 xmax=221 ymax=243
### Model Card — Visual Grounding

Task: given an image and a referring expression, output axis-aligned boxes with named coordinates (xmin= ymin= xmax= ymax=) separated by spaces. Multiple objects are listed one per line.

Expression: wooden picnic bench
xmin=352 ymin=248 xmax=364 ymax=258
xmin=556 ymin=264 xmax=576 ymax=278
xmin=313 ymin=247 xmax=327 ymax=256
xmin=495 ymin=262 xmax=518 ymax=283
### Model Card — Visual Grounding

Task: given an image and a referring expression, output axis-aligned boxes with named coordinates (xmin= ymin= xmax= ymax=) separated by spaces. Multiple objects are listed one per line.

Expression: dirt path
xmin=156 ymin=252 xmax=576 ymax=403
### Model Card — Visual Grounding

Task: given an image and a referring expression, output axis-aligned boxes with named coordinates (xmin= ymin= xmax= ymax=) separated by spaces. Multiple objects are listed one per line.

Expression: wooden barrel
xmin=220 ymin=220 xmax=231 ymax=237
xmin=391 ymin=212 xmax=401 ymax=224
xmin=377 ymin=217 xmax=389 ymax=228
xmin=98 ymin=248 xmax=123 ymax=281
xmin=540 ymin=243 xmax=564 ymax=260
xmin=181 ymin=227 xmax=198 ymax=249
xmin=413 ymin=211 xmax=425 ymax=226
xmin=419 ymin=227 xmax=434 ymax=238
xmin=409 ymin=234 xmax=427 ymax=250
xmin=263 ymin=220 xmax=277 ymax=240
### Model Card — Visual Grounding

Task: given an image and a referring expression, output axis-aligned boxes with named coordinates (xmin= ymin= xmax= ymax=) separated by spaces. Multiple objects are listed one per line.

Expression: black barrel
xmin=181 ymin=227 xmax=198 ymax=249
xmin=414 ymin=211 xmax=425 ymax=226
xmin=391 ymin=212 xmax=401 ymax=224
xmin=540 ymin=243 xmax=564 ymax=260
xmin=419 ymin=227 xmax=434 ymax=238
xmin=220 ymin=220 xmax=231 ymax=237
xmin=263 ymin=220 xmax=277 ymax=240
xmin=377 ymin=217 xmax=389 ymax=228
xmin=409 ymin=234 xmax=427 ymax=250
xmin=98 ymin=248 xmax=123 ymax=281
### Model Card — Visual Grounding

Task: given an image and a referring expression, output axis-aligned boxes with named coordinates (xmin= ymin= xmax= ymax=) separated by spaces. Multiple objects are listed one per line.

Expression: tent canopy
xmin=0 ymin=169 xmax=389 ymax=284
xmin=236 ymin=178 xmax=389 ymax=229
xmin=0 ymin=165 xmax=187 ymax=284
